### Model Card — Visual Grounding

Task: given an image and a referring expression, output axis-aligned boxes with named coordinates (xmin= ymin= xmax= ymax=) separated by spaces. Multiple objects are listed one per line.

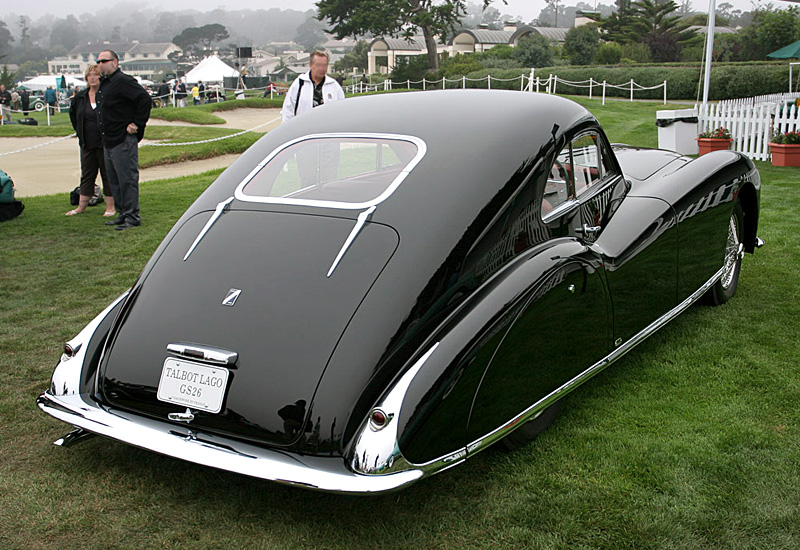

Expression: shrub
xmin=513 ymin=35 xmax=555 ymax=68
xmin=595 ymin=43 xmax=623 ymax=65
xmin=621 ymin=43 xmax=652 ymax=64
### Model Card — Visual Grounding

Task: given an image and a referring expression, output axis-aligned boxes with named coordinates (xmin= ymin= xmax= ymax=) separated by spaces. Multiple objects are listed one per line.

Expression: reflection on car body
xmin=38 ymin=90 xmax=762 ymax=493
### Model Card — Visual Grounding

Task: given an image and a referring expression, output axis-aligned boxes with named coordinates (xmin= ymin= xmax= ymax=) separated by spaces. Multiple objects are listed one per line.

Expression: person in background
xmin=191 ymin=82 xmax=200 ymax=105
xmin=198 ymin=80 xmax=205 ymax=104
xmin=281 ymin=50 xmax=345 ymax=122
xmin=96 ymin=49 xmax=151 ymax=231
xmin=10 ymin=88 xmax=20 ymax=112
xmin=45 ymin=86 xmax=57 ymax=114
xmin=0 ymin=85 xmax=11 ymax=122
xmin=66 ymin=64 xmax=116 ymax=217
xmin=20 ymin=88 xmax=30 ymax=116
xmin=157 ymin=80 xmax=170 ymax=107
xmin=176 ymin=79 xmax=187 ymax=108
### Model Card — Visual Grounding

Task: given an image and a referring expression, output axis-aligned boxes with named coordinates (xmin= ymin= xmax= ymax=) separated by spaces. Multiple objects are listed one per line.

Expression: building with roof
xmin=450 ymin=29 xmax=515 ymax=54
xmin=47 ymin=41 xmax=181 ymax=80
xmin=368 ymin=37 xmax=448 ymax=74
xmin=367 ymin=24 xmax=573 ymax=74
xmin=510 ymin=27 xmax=571 ymax=44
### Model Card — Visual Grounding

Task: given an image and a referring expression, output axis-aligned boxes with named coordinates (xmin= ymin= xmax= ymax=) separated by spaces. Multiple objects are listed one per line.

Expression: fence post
xmin=589 ymin=78 xmax=593 ymax=100
xmin=488 ymin=75 xmax=492 ymax=90
xmin=553 ymin=75 xmax=557 ymax=95
xmin=530 ymin=68 xmax=535 ymax=92
xmin=630 ymin=79 xmax=634 ymax=101
xmin=602 ymin=80 xmax=607 ymax=106
xmin=463 ymin=76 xmax=466 ymax=89
xmin=536 ymin=77 xmax=540 ymax=93
xmin=423 ymin=78 xmax=426 ymax=91
xmin=663 ymin=80 xmax=667 ymax=104
xmin=443 ymin=77 xmax=446 ymax=89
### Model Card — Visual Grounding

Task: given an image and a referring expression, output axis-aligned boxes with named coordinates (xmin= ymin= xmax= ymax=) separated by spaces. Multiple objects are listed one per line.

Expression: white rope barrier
xmin=140 ymin=116 xmax=280 ymax=148
xmin=0 ymin=116 xmax=280 ymax=157
xmin=0 ymin=133 xmax=77 ymax=157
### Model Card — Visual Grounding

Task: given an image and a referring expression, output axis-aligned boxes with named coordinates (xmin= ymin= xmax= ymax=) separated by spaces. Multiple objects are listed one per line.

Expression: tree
xmin=334 ymin=40 xmax=369 ymax=73
xmin=50 ymin=16 xmax=81 ymax=51
xmin=173 ymin=24 xmax=230 ymax=53
xmin=599 ymin=0 xmax=635 ymax=43
xmin=295 ymin=17 xmax=327 ymax=52
xmin=317 ymin=0 xmax=494 ymax=71
xmin=0 ymin=21 xmax=12 ymax=59
xmin=564 ymin=24 xmax=600 ymax=65
xmin=739 ymin=6 xmax=800 ymax=60
xmin=512 ymin=34 xmax=554 ymax=68
xmin=624 ymin=0 xmax=699 ymax=62
xmin=0 ymin=65 xmax=15 ymax=88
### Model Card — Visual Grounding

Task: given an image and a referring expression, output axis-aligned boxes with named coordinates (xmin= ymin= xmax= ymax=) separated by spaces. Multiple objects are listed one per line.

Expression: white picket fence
xmin=697 ymin=93 xmax=800 ymax=161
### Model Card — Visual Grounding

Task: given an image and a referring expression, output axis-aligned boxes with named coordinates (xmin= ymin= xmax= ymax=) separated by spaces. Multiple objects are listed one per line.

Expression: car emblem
xmin=222 ymin=288 xmax=241 ymax=307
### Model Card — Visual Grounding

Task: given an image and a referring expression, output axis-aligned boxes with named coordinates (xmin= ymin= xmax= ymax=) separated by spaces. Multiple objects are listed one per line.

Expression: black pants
xmin=79 ymin=146 xmax=110 ymax=197
xmin=104 ymin=135 xmax=141 ymax=225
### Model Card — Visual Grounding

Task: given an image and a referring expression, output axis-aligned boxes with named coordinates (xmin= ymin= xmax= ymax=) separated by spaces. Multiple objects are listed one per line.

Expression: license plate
xmin=157 ymin=358 xmax=230 ymax=413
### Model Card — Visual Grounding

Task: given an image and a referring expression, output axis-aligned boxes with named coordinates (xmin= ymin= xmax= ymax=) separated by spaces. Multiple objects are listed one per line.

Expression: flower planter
xmin=769 ymin=142 xmax=800 ymax=167
xmin=696 ymin=138 xmax=732 ymax=156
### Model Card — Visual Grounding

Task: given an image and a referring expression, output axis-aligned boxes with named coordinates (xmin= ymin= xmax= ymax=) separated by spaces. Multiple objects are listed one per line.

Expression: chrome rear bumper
xmin=37 ymin=391 xmax=423 ymax=494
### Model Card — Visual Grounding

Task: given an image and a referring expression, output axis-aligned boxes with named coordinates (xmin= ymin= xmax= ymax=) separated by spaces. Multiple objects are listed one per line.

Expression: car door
xmin=466 ymin=131 xmax=615 ymax=443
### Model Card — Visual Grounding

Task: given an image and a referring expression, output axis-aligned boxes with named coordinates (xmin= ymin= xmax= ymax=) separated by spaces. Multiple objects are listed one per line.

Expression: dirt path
xmin=1 ymin=108 xmax=283 ymax=198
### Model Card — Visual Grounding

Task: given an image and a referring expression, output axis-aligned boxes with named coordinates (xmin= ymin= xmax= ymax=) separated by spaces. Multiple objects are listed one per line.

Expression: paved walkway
xmin=1 ymin=108 xmax=282 ymax=198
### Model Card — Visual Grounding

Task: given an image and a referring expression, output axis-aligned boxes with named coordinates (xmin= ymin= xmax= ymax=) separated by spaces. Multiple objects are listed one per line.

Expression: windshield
xmin=235 ymin=133 xmax=426 ymax=209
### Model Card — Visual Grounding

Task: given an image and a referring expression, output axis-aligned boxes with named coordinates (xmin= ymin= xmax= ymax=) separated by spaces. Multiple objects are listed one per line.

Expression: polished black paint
xmin=89 ymin=91 xmax=759 ymax=471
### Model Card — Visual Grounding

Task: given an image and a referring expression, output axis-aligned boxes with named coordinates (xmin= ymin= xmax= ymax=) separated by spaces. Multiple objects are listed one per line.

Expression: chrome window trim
xmin=233 ymin=133 xmax=428 ymax=210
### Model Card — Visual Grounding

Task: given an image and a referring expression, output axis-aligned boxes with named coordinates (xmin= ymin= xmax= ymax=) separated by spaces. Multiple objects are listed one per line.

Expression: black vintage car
xmin=38 ymin=90 xmax=762 ymax=493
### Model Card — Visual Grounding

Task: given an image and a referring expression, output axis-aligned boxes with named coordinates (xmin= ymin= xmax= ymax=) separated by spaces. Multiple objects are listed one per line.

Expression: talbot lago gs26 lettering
xmin=38 ymin=90 xmax=762 ymax=494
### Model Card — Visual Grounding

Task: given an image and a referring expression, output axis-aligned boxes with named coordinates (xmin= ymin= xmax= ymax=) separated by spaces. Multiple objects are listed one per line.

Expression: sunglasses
xmin=97 ymin=59 xmax=114 ymax=64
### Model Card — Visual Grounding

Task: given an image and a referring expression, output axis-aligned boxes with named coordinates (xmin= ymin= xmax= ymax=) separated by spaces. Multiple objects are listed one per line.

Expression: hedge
xmin=461 ymin=63 xmax=791 ymax=100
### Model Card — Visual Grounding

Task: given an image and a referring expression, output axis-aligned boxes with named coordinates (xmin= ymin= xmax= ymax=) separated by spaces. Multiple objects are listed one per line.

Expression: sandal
xmin=66 ymin=209 xmax=85 ymax=216
xmin=103 ymin=211 xmax=117 ymax=217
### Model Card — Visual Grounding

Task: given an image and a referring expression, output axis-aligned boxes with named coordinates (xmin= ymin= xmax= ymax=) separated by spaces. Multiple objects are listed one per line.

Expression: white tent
xmin=183 ymin=55 xmax=240 ymax=85
xmin=18 ymin=74 xmax=87 ymax=91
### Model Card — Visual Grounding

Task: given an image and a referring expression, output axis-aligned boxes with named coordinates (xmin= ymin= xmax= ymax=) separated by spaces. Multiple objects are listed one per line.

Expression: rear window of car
xmin=235 ymin=133 xmax=426 ymax=209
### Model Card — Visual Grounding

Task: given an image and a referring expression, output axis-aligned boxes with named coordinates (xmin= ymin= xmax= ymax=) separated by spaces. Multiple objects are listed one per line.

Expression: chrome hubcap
xmin=720 ymin=214 xmax=740 ymax=290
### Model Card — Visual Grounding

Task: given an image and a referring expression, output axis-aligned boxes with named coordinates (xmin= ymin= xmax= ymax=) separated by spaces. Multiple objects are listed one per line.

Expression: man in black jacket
xmin=96 ymin=50 xmax=151 ymax=230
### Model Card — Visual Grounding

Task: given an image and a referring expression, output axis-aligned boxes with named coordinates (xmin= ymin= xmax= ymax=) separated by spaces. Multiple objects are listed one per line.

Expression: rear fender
xmin=346 ymin=239 xmax=588 ymax=470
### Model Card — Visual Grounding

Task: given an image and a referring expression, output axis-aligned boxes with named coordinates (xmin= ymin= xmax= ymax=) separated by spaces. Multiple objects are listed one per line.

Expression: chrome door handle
xmin=576 ymin=224 xmax=602 ymax=236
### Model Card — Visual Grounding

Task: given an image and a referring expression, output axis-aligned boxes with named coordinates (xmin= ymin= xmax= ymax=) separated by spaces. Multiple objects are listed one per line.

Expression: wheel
xmin=153 ymin=98 xmax=162 ymax=109
xmin=34 ymin=102 xmax=44 ymax=112
xmin=703 ymin=201 xmax=744 ymax=306
xmin=499 ymin=401 xmax=562 ymax=451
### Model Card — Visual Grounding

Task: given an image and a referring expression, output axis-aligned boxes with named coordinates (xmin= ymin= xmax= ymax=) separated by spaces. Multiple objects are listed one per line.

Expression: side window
xmin=571 ymin=134 xmax=602 ymax=196
xmin=542 ymin=145 xmax=572 ymax=215
xmin=542 ymin=132 xmax=609 ymax=218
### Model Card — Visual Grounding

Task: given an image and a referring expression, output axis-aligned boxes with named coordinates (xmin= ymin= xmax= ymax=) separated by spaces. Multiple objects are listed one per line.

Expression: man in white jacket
xmin=282 ymin=51 xmax=345 ymax=122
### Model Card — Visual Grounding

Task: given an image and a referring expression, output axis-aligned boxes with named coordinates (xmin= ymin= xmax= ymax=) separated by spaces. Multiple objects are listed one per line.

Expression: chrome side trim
xmin=327 ymin=205 xmax=376 ymax=277
xmin=463 ymin=265 xmax=727 ymax=457
xmin=166 ymin=343 xmax=238 ymax=366
xmin=233 ymin=133 xmax=427 ymax=210
xmin=183 ymin=196 xmax=235 ymax=261
xmin=37 ymin=391 xmax=422 ymax=494
xmin=349 ymin=343 xmax=440 ymax=475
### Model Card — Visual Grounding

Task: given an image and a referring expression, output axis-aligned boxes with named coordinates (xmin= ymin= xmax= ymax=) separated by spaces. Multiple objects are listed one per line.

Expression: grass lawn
xmin=1 ymin=98 xmax=798 ymax=549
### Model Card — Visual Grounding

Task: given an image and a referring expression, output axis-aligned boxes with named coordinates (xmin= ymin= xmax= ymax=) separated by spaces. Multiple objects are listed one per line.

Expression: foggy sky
xmin=0 ymin=0 xmax=768 ymax=26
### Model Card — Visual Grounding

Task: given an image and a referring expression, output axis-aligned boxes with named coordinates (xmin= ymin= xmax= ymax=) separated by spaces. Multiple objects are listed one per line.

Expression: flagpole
xmin=702 ymin=0 xmax=716 ymax=107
